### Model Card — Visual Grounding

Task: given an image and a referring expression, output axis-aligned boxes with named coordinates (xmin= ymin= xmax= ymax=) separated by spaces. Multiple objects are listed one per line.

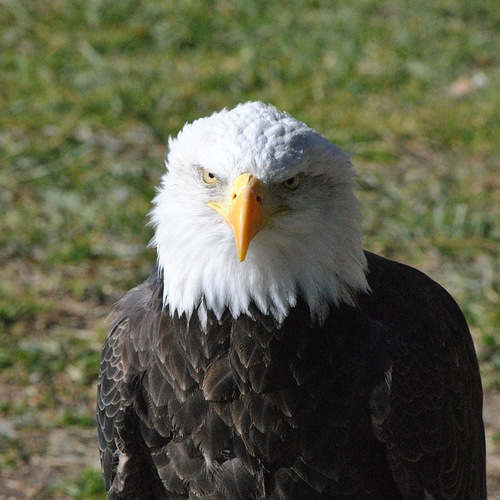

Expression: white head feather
xmin=150 ymin=102 xmax=369 ymax=326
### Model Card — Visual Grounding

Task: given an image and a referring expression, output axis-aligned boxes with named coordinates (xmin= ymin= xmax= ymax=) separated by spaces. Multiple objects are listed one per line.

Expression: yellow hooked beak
xmin=208 ymin=173 xmax=265 ymax=262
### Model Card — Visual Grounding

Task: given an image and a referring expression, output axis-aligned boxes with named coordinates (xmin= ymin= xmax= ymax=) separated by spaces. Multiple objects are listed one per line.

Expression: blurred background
xmin=1 ymin=0 xmax=499 ymax=497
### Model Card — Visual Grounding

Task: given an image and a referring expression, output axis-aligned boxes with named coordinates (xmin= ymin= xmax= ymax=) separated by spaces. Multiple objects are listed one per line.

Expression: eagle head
xmin=150 ymin=102 xmax=369 ymax=325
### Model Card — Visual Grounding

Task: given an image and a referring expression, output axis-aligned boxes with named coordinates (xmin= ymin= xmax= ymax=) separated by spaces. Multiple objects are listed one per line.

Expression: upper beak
xmin=228 ymin=173 xmax=264 ymax=261
xmin=209 ymin=173 xmax=264 ymax=262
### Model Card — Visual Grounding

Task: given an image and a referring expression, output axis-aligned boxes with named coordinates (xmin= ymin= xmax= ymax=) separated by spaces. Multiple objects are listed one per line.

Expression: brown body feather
xmin=97 ymin=252 xmax=486 ymax=499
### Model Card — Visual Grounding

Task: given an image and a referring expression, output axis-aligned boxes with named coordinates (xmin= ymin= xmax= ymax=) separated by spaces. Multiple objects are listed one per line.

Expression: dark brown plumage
xmin=98 ymin=252 xmax=486 ymax=499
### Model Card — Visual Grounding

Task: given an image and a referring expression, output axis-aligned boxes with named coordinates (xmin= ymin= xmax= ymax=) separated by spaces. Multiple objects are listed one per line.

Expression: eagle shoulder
xmin=362 ymin=252 xmax=486 ymax=499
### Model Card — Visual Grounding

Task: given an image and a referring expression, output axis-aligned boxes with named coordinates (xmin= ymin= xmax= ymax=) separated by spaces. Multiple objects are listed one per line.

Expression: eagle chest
xmin=132 ymin=306 xmax=384 ymax=498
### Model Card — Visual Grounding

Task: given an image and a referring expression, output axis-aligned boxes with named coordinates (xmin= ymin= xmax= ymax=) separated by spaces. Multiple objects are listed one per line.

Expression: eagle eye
xmin=283 ymin=175 xmax=300 ymax=190
xmin=202 ymin=169 xmax=219 ymax=185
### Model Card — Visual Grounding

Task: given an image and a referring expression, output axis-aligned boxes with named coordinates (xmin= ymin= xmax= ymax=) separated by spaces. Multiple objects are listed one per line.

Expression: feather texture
xmin=98 ymin=253 xmax=487 ymax=499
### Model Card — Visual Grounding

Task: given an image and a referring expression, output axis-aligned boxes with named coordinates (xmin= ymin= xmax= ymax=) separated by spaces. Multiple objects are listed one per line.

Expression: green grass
xmin=50 ymin=466 xmax=106 ymax=499
xmin=1 ymin=0 xmax=500 ymax=495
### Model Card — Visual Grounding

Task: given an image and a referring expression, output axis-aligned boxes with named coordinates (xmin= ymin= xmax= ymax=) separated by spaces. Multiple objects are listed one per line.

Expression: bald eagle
xmin=98 ymin=102 xmax=486 ymax=499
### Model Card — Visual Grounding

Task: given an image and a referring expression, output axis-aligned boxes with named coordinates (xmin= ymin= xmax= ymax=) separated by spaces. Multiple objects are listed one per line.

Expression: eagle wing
xmin=365 ymin=252 xmax=487 ymax=499
xmin=97 ymin=275 xmax=174 ymax=500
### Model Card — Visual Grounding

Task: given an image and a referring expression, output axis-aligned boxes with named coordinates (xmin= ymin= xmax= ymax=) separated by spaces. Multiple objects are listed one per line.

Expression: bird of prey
xmin=98 ymin=102 xmax=486 ymax=499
